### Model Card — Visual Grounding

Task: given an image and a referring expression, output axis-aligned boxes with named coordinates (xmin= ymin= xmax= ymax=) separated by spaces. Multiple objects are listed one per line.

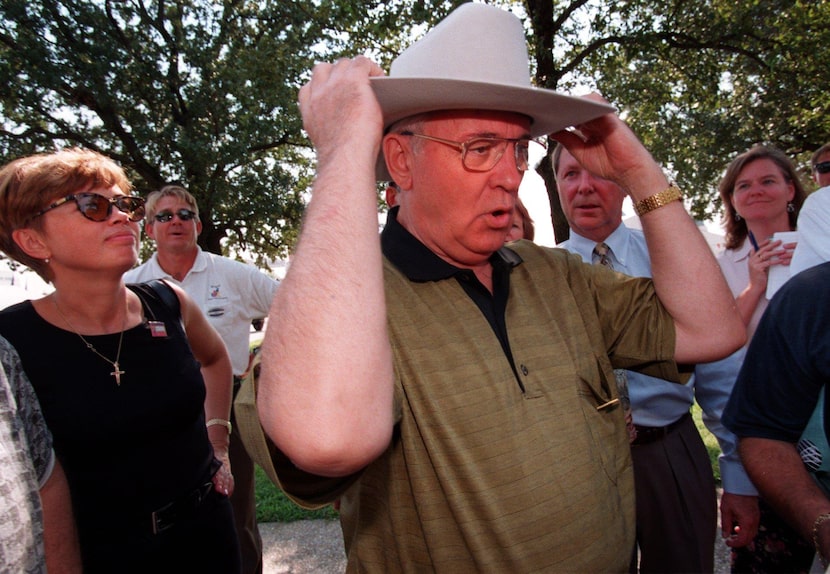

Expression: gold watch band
xmin=634 ymin=185 xmax=683 ymax=216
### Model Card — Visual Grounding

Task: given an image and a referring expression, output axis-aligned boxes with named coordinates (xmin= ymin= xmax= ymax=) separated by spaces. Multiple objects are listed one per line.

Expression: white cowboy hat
xmin=371 ymin=2 xmax=614 ymax=181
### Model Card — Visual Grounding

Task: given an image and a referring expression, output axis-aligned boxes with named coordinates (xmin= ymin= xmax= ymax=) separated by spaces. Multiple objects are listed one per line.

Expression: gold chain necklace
xmin=53 ymin=297 xmax=127 ymax=386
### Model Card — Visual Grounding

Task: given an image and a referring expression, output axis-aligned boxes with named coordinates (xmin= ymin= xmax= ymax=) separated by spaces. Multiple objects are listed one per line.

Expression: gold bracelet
xmin=206 ymin=418 xmax=232 ymax=435
xmin=633 ymin=185 xmax=683 ymax=216
xmin=813 ymin=512 xmax=830 ymax=564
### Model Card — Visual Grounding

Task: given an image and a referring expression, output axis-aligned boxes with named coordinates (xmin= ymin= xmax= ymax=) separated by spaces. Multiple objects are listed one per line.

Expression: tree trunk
xmin=525 ymin=0 xmax=569 ymax=245
xmin=535 ymin=143 xmax=569 ymax=244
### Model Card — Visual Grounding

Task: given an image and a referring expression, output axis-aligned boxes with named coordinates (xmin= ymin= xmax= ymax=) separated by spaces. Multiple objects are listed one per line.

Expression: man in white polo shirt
xmin=125 ymin=185 xmax=278 ymax=574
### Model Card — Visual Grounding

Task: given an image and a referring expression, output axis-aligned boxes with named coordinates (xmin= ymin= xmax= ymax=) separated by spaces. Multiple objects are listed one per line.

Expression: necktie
xmin=593 ymin=242 xmax=613 ymax=269
xmin=591 ymin=241 xmax=637 ymax=442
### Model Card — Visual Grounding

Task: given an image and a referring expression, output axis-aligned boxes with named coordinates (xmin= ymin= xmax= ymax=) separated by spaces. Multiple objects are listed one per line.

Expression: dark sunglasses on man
xmin=153 ymin=209 xmax=197 ymax=223
xmin=32 ymin=192 xmax=146 ymax=222
xmin=815 ymin=161 xmax=830 ymax=174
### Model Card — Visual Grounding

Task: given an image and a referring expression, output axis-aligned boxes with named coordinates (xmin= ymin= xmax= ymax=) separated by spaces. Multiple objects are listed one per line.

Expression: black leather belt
xmin=150 ymin=481 xmax=214 ymax=534
xmin=631 ymin=412 xmax=690 ymax=446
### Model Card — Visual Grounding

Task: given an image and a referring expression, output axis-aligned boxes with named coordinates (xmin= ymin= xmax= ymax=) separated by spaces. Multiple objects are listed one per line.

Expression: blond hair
xmin=144 ymin=185 xmax=200 ymax=222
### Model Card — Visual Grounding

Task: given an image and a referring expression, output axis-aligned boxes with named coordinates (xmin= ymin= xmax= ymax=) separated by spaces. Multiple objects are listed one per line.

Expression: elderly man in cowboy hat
xmin=255 ymin=4 xmax=745 ymax=571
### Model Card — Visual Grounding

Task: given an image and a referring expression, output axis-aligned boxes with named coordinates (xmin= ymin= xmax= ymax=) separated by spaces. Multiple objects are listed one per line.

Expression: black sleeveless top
xmin=0 ymin=283 xmax=216 ymax=534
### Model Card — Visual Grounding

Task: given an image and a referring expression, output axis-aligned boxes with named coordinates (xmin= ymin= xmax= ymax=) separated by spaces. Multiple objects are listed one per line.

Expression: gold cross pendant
xmin=111 ymin=362 xmax=125 ymax=386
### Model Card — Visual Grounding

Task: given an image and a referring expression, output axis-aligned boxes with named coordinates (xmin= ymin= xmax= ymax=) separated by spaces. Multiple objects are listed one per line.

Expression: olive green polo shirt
xmin=267 ymin=210 xmax=679 ymax=572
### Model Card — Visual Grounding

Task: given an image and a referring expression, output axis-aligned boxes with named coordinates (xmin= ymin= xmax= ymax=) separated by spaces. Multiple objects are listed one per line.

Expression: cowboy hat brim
xmin=371 ymin=77 xmax=615 ymax=181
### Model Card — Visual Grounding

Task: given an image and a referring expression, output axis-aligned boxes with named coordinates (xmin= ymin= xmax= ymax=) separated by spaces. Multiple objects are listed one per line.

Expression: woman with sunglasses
xmin=0 ymin=148 xmax=240 ymax=573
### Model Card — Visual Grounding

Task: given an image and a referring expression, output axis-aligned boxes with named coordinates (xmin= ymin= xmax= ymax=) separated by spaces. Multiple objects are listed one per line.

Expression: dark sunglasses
xmin=153 ymin=209 xmax=197 ymax=223
xmin=815 ymin=161 xmax=830 ymax=174
xmin=33 ymin=193 xmax=146 ymax=222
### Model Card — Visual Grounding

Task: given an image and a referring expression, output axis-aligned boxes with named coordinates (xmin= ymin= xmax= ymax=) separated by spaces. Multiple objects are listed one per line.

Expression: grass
xmin=693 ymin=401 xmax=723 ymax=484
xmin=253 ymin=404 xmax=724 ymax=523
xmin=254 ymin=465 xmax=339 ymax=523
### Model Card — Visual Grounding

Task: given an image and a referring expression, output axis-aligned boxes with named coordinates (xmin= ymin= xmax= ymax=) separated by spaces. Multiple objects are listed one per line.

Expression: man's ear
xmin=383 ymin=134 xmax=414 ymax=191
xmin=11 ymin=228 xmax=50 ymax=260
xmin=145 ymin=222 xmax=157 ymax=241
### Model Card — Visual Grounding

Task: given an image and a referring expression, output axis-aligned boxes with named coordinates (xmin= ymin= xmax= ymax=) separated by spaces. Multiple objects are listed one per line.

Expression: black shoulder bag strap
xmin=146 ymin=279 xmax=181 ymax=316
xmin=128 ymin=279 xmax=187 ymax=340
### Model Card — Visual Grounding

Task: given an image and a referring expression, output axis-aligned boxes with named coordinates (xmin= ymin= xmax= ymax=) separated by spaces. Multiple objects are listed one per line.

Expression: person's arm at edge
xmin=552 ymin=96 xmax=745 ymax=364
xmin=793 ymin=190 xmax=830 ymax=271
xmin=41 ymin=458 xmax=82 ymax=573
xmin=740 ymin=436 xmax=830 ymax=560
xmin=694 ymin=358 xmax=760 ymax=547
xmin=173 ymin=283 xmax=235 ymax=494
xmin=258 ymin=57 xmax=395 ymax=478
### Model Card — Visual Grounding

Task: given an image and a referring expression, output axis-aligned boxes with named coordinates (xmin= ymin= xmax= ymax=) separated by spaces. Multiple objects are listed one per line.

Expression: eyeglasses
xmin=815 ymin=161 xmax=830 ymax=174
xmin=400 ymin=131 xmax=542 ymax=173
xmin=153 ymin=209 xmax=197 ymax=223
xmin=33 ymin=193 xmax=146 ymax=222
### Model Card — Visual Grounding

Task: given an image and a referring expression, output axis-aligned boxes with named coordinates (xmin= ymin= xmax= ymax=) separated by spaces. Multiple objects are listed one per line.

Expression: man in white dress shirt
xmin=790 ymin=145 xmax=830 ymax=276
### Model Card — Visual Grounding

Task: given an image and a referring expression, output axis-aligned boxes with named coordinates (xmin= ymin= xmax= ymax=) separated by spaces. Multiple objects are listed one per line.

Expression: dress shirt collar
xmin=725 ymin=238 xmax=752 ymax=264
xmin=566 ymin=223 xmax=634 ymax=267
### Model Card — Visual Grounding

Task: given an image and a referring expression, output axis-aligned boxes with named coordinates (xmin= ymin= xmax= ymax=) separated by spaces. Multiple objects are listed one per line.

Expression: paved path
xmin=261 ymin=520 xmax=346 ymax=573
xmin=261 ymin=516 xmax=731 ymax=574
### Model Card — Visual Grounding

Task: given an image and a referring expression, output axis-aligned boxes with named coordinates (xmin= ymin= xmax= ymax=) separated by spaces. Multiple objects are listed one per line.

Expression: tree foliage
xmin=523 ymin=0 xmax=830 ymax=241
xmin=0 ymin=0 xmax=459 ymax=264
xmin=2 ymin=0 xmax=827 ymax=253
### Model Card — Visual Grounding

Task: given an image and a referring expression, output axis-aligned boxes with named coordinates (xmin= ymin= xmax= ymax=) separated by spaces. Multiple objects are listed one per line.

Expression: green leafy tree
xmin=5 ymin=0 xmax=825 ymax=252
xmin=522 ymin=0 xmax=830 ymax=241
xmin=0 ymin=0 xmax=458 ymax=264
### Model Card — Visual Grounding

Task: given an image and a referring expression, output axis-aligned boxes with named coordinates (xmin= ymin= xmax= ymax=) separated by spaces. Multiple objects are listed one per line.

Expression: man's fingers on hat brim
xmin=550 ymin=128 xmax=588 ymax=150
xmin=581 ymin=91 xmax=610 ymax=105
xmin=351 ymin=55 xmax=386 ymax=77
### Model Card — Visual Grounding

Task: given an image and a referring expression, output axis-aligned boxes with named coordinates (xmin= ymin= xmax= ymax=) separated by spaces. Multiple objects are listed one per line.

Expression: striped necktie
xmin=593 ymin=242 xmax=613 ymax=269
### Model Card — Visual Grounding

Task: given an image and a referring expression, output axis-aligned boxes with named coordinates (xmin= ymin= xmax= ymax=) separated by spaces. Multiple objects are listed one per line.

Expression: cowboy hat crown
xmin=370 ymin=3 xmax=613 ymax=180
xmin=389 ymin=3 xmax=531 ymax=87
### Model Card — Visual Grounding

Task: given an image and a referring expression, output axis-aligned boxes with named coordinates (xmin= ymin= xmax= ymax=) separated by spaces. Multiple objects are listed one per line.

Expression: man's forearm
xmin=258 ymin=59 xmax=395 ymax=478
xmin=611 ymin=148 xmax=744 ymax=365
xmin=637 ymin=196 xmax=745 ymax=364
xmin=259 ymin=158 xmax=395 ymax=477
xmin=740 ymin=436 xmax=830 ymax=552
xmin=551 ymin=107 xmax=745 ymax=365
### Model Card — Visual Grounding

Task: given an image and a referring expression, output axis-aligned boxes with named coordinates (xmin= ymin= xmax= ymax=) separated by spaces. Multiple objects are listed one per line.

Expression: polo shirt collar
xmin=149 ymin=245 xmax=207 ymax=280
xmin=381 ymin=207 xmax=522 ymax=282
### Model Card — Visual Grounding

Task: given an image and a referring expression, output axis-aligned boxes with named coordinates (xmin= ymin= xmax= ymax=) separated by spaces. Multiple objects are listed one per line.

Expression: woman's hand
xmin=747 ymin=238 xmax=795 ymax=290
xmin=211 ymin=446 xmax=235 ymax=497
